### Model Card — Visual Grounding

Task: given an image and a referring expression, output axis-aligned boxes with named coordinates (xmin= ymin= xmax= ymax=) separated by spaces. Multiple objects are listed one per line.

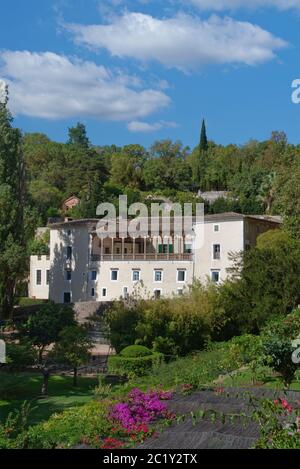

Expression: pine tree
xmin=0 ymin=84 xmax=26 ymax=319
xmin=68 ymin=122 xmax=90 ymax=149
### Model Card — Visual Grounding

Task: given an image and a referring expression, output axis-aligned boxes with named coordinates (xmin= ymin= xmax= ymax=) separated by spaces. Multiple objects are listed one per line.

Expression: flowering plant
xmin=251 ymin=397 xmax=300 ymax=449
xmin=109 ymin=388 xmax=173 ymax=433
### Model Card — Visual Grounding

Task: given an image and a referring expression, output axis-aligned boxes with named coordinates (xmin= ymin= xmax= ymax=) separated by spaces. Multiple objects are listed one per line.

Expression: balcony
xmin=91 ymin=253 xmax=193 ymax=262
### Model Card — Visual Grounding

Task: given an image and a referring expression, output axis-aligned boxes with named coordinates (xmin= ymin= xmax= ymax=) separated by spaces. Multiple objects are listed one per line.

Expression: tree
xmin=110 ymin=145 xmax=147 ymax=190
xmin=51 ymin=325 xmax=92 ymax=386
xmin=23 ymin=303 xmax=75 ymax=362
xmin=21 ymin=303 xmax=76 ymax=395
xmin=67 ymin=122 xmax=90 ymax=148
xmin=199 ymin=119 xmax=208 ymax=153
xmin=224 ymin=230 xmax=300 ymax=333
xmin=262 ymin=310 xmax=300 ymax=389
xmin=0 ymin=85 xmax=27 ymax=319
xmin=6 ymin=341 xmax=37 ymax=370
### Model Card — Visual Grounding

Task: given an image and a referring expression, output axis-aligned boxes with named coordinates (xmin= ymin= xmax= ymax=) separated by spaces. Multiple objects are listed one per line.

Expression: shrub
xmin=106 ymin=282 xmax=226 ymax=356
xmin=109 ymin=388 xmax=172 ymax=431
xmin=26 ymin=401 xmax=113 ymax=449
xmin=108 ymin=352 xmax=163 ymax=378
xmin=261 ymin=310 xmax=300 ymax=388
xmin=120 ymin=345 xmax=152 ymax=358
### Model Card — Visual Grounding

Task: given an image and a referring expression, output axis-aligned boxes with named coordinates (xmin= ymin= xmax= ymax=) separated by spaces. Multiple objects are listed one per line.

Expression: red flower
xmin=101 ymin=438 xmax=124 ymax=449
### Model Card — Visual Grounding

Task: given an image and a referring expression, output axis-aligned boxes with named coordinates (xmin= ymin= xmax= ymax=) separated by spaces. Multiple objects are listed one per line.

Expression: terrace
xmin=90 ymin=235 xmax=193 ymax=262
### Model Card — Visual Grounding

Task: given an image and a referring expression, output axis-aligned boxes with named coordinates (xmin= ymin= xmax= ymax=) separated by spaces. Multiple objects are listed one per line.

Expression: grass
xmin=1 ymin=344 xmax=299 ymax=431
xmin=16 ymin=297 xmax=48 ymax=307
xmin=0 ymin=372 xmax=98 ymax=425
xmin=221 ymin=366 xmax=300 ymax=391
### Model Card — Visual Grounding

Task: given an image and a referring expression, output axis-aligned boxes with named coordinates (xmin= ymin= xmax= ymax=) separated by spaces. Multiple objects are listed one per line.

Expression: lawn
xmin=0 ymin=372 xmax=98 ymax=425
xmin=16 ymin=297 xmax=48 ymax=307
xmin=221 ymin=366 xmax=300 ymax=390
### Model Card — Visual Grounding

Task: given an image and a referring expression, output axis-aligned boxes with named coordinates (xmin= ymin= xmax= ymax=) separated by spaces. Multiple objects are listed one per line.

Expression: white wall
xmin=88 ymin=259 xmax=193 ymax=301
xmin=29 ymin=256 xmax=50 ymax=299
xmin=29 ymin=217 xmax=280 ymax=303
xmin=194 ymin=220 xmax=244 ymax=283
xmin=49 ymin=226 xmax=90 ymax=303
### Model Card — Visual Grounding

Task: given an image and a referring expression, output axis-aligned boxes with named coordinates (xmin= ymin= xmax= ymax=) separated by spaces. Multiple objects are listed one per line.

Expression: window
xmin=213 ymin=244 xmax=221 ymax=260
xmin=63 ymin=292 xmax=71 ymax=304
xmin=214 ymin=224 xmax=220 ymax=233
xmin=38 ymin=255 xmax=42 ymax=261
xmin=123 ymin=287 xmax=129 ymax=299
xmin=211 ymin=271 xmax=220 ymax=283
xmin=154 ymin=270 xmax=163 ymax=282
xmin=36 ymin=270 xmax=42 ymax=285
xmin=65 ymin=270 xmax=72 ymax=281
xmin=105 ymin=247 xmax=110 ymax=254
xmin=91 ymin=270 xmax=97 ymax=281
xmin=184 ymin=244 xmax=192 ymax=254
xmin=132 ymin=270 xmax=140 ymax=282
xmin=102 ymin=288 xmax=107 ymax=298
xmin=158 ymin=244 xmax=174 ymax=254
xmin=111 ymin=270 xmax=118 ymax=281
xmin=177 ymin=270 xmax=186 ymax=283
xmin=66 ymin=246 xmax=72 ymax=260
xmin=177 ymin=288 xmax=184 ymax=296
xmin=154 ymin=289 xmax=161 ymax=300
xmin=46 ymin=270 xmax=50 ymax=285
xmin=91 ymin=288 xmax=95 ymax=297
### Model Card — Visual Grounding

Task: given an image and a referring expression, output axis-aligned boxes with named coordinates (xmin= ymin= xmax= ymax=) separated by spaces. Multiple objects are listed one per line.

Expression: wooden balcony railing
xmin=91 ymin=253 xmax=193 ymax=262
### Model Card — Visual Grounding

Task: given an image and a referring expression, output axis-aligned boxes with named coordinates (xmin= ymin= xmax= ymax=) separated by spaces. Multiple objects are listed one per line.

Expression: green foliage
xmin=252 ymin=397 xmax=300 ymax=449
xmin=28 ymin=230 xmax=50 ymax=255
xmin=6 ymin=342 xmax=37 ymax=371
xmin=119 ymin=345 xmax=152 ymax=358
xmin=222 ymin=230 xmax=300 ymax=333
xmin=51 ymin=325 xmax=92 ymax=386
xmin=199 ymin=119 xmax=208 ymax=153
xmin=22 ymin=303 xmax=76 ymax=360
xmin=67 ymin=122 xmax=90 ymax=149
xmin=0 ymin=94 xmax=27 ymax=319
xmin=261 ymin=310 xmax=300 ymax=388
xmin=108 ymin=352 xmax=163 ymax=378
xmin=0 ymin=401 xmax=33 ymax=449
xmin=26 ymin=401 xmax=112 ymax=449
xmin=107 ymin=282 xmax=226 ymax=356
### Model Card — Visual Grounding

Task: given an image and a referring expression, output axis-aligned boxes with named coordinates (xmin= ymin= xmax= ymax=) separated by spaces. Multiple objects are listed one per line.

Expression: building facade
xmin=29 ymin=213 xmax=281 ymax=303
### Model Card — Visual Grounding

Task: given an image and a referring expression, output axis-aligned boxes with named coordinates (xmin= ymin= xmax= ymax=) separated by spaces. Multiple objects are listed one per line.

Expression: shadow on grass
xmin=0 ymin=373 xmax=98 ymax=425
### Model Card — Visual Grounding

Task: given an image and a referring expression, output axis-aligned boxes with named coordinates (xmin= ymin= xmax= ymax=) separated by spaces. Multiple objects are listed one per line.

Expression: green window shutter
xmin=158 ymin=244 xmax=163 ymax=254
xmin=169 ymin=244 xmax=174 ymax=253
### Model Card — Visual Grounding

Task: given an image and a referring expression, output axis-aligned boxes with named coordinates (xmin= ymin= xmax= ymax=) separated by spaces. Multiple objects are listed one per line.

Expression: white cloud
xmin=127 ymin=120 xmax=178 ymax=132
xmin=0 ymin=50 xmax=170 ymax=120
xmin=66 ymin=12 xmax=287 ymax=71
xmin=188 ymin=0 xmax=300 ymax=11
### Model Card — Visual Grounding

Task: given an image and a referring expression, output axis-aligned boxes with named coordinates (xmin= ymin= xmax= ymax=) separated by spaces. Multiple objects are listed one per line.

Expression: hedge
xmin=120 ymin=345 xmax=152 ymax=358
xmin=108 ymin=352 xmax=163 ymax=378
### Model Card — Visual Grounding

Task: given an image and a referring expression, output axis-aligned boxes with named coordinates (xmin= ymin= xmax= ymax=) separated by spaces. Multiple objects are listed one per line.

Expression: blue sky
xmin=1 ymin=0 xmax=300 ymax=149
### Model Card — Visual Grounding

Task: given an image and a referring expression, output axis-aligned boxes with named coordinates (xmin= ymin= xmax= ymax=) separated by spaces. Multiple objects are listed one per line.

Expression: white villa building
xmin=29 ymin=213 xmax=281 ymax=304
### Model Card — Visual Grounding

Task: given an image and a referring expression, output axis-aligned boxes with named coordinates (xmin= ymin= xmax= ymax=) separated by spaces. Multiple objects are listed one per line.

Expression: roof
xmin=63 ymin=195 xmax=80 ymax=204
xmin=49 ymin=218 xmax=99 ymax=229
xmin=48 ymin=212 xmax=282 ymax=230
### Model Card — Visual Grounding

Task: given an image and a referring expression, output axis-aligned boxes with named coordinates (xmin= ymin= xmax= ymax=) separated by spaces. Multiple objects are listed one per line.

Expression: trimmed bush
xmin=109 ymin=352 xmax=163 ymax=378
xmin=120 ymin=345 xmax=152 ymax=358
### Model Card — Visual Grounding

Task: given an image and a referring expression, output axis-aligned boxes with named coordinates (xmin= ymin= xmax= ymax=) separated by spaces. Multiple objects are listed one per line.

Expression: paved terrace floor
xmin=138 ymin=387 xmax=300 ymax=449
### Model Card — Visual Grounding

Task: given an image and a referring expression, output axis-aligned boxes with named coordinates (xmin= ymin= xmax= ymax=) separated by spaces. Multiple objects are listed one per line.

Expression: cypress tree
xmin=199 ymin=119 xmax=208 ymax=153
